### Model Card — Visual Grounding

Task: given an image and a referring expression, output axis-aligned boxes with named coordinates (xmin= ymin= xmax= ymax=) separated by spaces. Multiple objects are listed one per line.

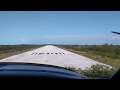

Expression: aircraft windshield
xmin=0 ymin=11 xmax=120 ymax=79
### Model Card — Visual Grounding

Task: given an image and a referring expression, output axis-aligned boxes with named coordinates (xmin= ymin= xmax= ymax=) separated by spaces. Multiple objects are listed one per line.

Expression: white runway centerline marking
xmin=0 ymin=45 xmax=112 ymax=70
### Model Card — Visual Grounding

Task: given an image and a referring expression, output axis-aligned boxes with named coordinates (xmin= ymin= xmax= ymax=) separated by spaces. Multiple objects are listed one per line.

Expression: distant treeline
xmin=56 ymin=43 xmax=120 ymax=77
xmin=0 ymin=44 xmax=44 ymax=54
xmin=58 ymin=43 xmax=120 ymax=59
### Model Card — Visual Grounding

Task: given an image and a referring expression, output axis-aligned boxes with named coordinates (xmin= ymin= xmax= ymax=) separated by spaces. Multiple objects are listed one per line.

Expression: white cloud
xmin=21 ymin=39 xmax=25 ymax=42
xmin=21 ymin=38 xmax=29 ymax=43
xmin=111 ymin=37 xmax=115 ymax=40
xmin=1 ymin=34 xmax=120 ymax=45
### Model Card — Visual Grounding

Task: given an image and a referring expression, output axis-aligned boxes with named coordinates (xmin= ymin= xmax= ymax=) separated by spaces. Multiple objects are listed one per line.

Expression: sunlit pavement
xmin=0 ymin=45 xmax=112 ymax=70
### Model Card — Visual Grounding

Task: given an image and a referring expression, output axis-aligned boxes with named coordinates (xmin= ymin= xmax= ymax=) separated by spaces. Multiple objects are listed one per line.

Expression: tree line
xmin=59 ymin=43 xmax=120 ymax=59
xmin=0 ymin=44 xmax=43 ymax=54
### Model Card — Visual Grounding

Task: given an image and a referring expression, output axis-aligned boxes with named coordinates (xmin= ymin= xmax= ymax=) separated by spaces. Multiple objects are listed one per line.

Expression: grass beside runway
xmin=57 ymin=44 xmax=120 ymax=69
xmin=0 ymin=44 xmax=44 ymax=60
xmin=57 ymin=45 xmax=120 ymax=77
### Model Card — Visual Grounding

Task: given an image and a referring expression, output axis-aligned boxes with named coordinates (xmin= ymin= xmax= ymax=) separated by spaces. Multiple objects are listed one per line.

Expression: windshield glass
xmin=0 ymin=11 xmax=120 ymax=79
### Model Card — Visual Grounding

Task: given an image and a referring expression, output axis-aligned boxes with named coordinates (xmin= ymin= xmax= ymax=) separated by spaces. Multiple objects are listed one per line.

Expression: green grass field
xmin=0 ymin=44 xmax=119 ymax=78
xmin=0 ymin=44 xmax=43 ymax=60
xmin=57 ymin=44 xmax=120 ymax=77
xmin=58 ymin=44 xmax=120 ymax=69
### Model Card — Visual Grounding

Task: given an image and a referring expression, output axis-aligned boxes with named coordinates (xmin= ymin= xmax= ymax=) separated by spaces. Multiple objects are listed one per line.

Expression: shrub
xmin=66 ymin=64 xmax=117 ymax=76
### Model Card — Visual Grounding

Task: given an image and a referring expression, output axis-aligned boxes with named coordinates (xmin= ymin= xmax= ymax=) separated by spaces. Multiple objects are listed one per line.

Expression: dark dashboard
xmin=0 ymin=62 xmax=88 ymax=79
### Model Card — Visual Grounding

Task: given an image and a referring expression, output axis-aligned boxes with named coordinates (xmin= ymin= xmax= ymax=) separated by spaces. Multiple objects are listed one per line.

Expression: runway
xmin=0 ymin=45 xmax=111 ymax=70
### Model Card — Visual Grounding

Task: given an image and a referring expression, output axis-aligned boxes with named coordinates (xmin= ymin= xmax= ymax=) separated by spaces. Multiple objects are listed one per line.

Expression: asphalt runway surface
xmin=0 ymin=45 xmax=111 ymax=70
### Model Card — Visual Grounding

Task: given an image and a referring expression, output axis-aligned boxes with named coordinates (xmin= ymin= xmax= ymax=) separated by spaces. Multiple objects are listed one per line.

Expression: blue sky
xmin=0 ymin=11 xmax=120 ymax=45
